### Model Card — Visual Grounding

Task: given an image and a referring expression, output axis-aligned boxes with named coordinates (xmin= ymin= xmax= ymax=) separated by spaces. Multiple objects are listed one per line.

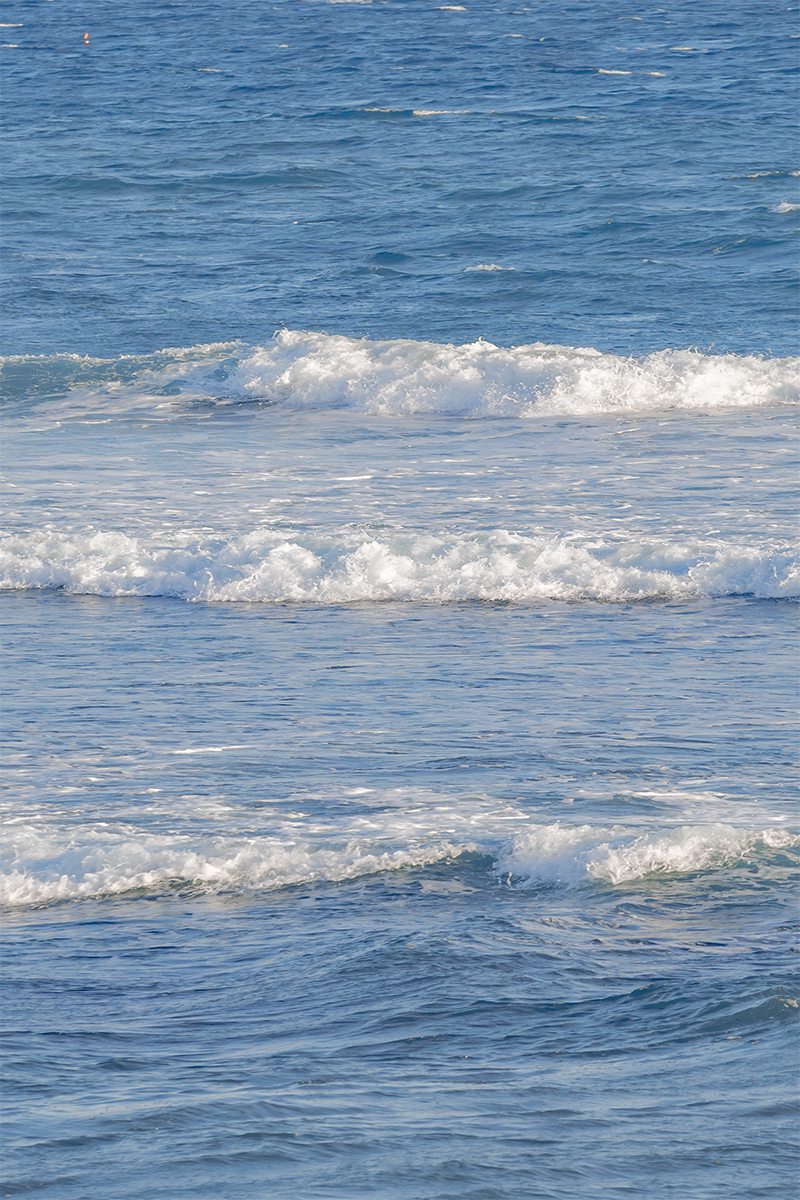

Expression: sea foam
xmin=2 ymin=818 xmax=795 ymax=906
xmin=0 ymin=824 xmax=472 ymax=906
xmin=2 ymin=332 xmax=797 ymax=420
xmin=1 ymin=528 xmax=796 ymax=602
xmin=496 ymin=823 xmax=799 ymax=886
xmin=229 ymin=331 xmax=799 ymax=417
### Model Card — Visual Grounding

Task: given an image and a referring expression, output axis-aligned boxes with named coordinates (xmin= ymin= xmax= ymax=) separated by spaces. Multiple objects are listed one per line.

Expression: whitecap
xmin=1 ymin=527 xmax=796 ymax=603
xmin=0 ymin=825 xmax=476 ymax=906
xmin=5 ymin=333 xmax=797 ymax=422
xmin=497 ymin=823 xmax=800 ymax=886
xmin=464 ymin=263 xmax=514 ymax=271
xmin=230 ymin=331 xmax=799 ymax=418
xmin=0 ymin=788 xmax=520 ymax=905
xmin=3 ymin=810 xmax=796 ymax=906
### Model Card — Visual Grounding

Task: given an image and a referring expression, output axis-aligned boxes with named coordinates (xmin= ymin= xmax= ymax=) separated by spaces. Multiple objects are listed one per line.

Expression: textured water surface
xmin=1 ymin=0 xmax=798 ymax=1197
xmin=2 ymin=0 xmax=798 ymax=356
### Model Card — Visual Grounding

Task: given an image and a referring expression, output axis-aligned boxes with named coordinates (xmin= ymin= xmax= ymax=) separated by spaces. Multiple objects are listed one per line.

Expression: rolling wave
xmin=497 ymin=823 xmax=799 ymax=886
xmin=2 ymin=818 xmax=795 ymax=907
xmin=1 ymin=527 xmax=797 ymax=603
xmin=2 ymin=331 xmax=797 ymax=419
xmin=231 ymin=331 xmax=799 ymax=417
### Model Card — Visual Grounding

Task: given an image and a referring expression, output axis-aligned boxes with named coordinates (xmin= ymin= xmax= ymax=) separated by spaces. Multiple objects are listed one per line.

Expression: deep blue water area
xmin=2 ymin=0 xmax=799 ymax=356
xmin=3 ymin=877 xmax=797 ymax=1200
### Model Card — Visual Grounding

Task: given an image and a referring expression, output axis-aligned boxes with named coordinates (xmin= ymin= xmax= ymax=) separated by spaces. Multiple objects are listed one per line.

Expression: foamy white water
xmin=230 ymin=332 xmax=799 ymax=416
xmin=0 ymin=823 xmax=474 ymax=906
xmin=1 ymin=527 xmax=796 ymax=602
xmin=498 ymin=823 xmax=799 ymax=886
xmin=3 ymin=332 xmax=798 ymax=422
xmin=4 ymin=801 xmax=796 ymax=906
xmin=3 ymin=336 xmax=797 ymax=614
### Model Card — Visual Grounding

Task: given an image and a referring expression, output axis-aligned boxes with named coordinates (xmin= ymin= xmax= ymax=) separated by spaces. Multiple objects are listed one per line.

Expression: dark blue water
xmin=2 ymin=592 xmax=799 ymax=1199
xmin=2 ymin=0 xmax=798 ymax=356
xmin=1 ymin=2 xmax=798 ymax=1198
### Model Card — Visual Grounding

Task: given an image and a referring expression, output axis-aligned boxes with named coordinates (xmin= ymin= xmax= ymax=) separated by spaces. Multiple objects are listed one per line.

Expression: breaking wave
xmin=2 ymin=331 xmax=797 ymax=419
xmin=0 ymin=826 xmax=472 ymax=907
xmin=2 ymin=818 xmax=795 ymax=907
xmin=1 ymin=528 xmax=796 ymax=603
xmin=230 ymin=332 xmax=799 ymax=417
xmin=497 ymin=823 xmax=799 ymax=886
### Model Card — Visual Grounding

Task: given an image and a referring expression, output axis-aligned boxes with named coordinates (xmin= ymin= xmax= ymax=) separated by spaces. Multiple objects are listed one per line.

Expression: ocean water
xmin=1 ymin=2 xmax=799 ymax=1198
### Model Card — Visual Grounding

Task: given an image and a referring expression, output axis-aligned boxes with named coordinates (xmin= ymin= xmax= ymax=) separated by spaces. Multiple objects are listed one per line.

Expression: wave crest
xmin=497 ymin=823 xmax=799 ymax=886
xmin=1 ymin=528 xmax=796 ymax=603
xmin=2 ymin=818 xmax=796 ymax=906
xmin=0 ymin=824 xmax=473 ymax=907
xmin=2 ymin=332 xmax=797 ymax=419
xmin=230 ymin=331 xmax=799 ymax=417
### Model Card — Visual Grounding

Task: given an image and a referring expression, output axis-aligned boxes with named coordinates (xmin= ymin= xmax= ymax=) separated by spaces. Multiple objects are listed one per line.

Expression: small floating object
xmin=83 ymin=31 xmax=89 ymax=42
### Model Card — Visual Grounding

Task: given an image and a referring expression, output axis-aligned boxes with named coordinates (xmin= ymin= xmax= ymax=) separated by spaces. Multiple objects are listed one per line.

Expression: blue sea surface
xmin=3 ymin=0 xmax=799 ymax=355
xmin=1 ymin=2 xmax=799 ymax=1198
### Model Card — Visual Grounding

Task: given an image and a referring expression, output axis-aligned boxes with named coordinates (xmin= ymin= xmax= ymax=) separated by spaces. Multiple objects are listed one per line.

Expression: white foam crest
xmin=0 ymin=823 xmax=473 ymax=906
xmin=464 ymin=263 xmax=515 ymax=272
xmin=4 ymin=815 xmax=796 ymax=905
xmin=497 ymin=823 xmax=799 ymax=886
xmin=1 ymin=528 xmax=797 ymax=603
xmin=230 ymin=331 xmax=799 ymax=417
xmin=4 ymin=334 xmax=797 ymax=421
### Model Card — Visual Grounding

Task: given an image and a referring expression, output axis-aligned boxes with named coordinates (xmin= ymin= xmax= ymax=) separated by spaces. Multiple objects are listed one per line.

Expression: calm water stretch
xmin=1 ymin=1 xmax=799 ymax=1197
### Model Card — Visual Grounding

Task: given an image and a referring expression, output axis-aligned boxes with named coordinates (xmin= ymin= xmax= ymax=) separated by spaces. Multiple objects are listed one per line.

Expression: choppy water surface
xmin=3 ymin=0 xmax=798 ymax=356
xmin=1 ymin=0 xmax=798 ymax=1197
xmin=3 ymin=592 xmax=799 ymax=1198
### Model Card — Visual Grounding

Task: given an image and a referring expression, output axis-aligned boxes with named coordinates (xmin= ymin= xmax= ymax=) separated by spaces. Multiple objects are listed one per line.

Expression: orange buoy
xmin=83 ymin=31 xmax=89 ymax=43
